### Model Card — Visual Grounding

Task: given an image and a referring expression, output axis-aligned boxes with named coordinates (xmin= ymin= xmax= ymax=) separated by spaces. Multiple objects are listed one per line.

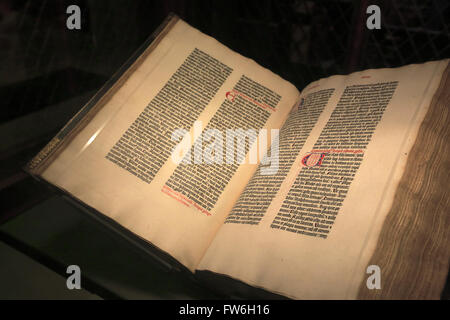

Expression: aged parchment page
xmin=40 ymin=19 xmax=300 ymax=271
xmin=197 ymin=60 xmax=448 ymax=298
xmin=357 ymin=63 xmax=450 ymax=299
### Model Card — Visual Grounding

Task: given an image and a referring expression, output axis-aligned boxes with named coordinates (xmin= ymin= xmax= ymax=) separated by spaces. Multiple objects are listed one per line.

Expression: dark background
xmin=0 ymin=0 xmax=449 ymax=299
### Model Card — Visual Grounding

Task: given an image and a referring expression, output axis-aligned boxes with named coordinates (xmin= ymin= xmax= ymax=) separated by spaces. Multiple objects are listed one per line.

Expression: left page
xmin=30 ymin=17 xmax=300 ymax=271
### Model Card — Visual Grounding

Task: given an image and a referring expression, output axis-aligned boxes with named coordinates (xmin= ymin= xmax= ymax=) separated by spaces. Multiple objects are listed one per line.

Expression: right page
xmin=197 ymin=59 xmax=449 ymax=299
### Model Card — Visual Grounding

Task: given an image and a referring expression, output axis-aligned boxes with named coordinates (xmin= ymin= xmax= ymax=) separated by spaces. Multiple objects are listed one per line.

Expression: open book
xmin=27 ymin=14 xmax=449 ymax=299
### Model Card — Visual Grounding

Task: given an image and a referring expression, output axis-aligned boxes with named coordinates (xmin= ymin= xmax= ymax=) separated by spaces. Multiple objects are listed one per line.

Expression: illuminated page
xmin=197 ymin=60 xmax=448 ymax=298
xmin=40 ymin=18 xmax=300 ymax=271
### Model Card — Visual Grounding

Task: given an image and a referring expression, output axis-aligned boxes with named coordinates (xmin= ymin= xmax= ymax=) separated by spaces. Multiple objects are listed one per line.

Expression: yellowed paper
xmin=40 ymin=19 xmax=299 ymax=271
xmin=197 ymin=59 xmax=448 ymax=299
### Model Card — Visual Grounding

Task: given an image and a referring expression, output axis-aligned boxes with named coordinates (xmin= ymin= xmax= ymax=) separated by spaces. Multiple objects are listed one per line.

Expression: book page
xmin=197 ymin=59 xmax=448 ymax=298
xmin=39 ymin=18 xmax=300 ymax=271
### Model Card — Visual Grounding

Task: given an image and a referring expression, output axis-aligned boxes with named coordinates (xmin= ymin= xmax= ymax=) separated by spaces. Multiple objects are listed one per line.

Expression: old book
xmin=26 ymin=14 xmax=449 ymax=299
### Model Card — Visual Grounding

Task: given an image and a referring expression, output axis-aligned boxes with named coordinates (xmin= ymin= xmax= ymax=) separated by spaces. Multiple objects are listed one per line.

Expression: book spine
xmin=25 ymin=13 xmax=180 ymax=176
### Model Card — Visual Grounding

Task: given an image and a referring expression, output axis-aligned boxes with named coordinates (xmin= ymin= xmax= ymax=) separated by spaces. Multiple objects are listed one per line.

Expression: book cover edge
xmin=25 ymin=13 xmax=180 ymax=176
